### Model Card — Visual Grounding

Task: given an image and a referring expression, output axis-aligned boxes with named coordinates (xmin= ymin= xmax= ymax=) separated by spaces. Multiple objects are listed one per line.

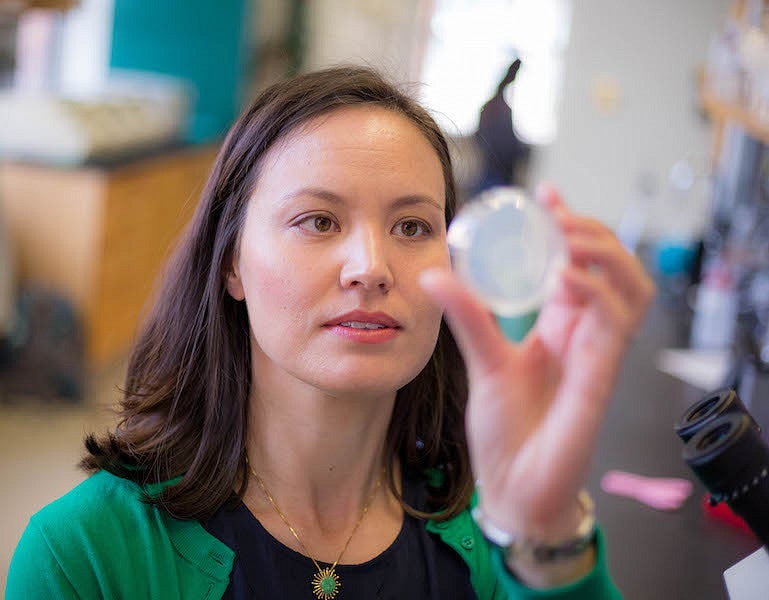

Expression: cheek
xmin=409 ymin=245 xmax=450 ymax=317
xmin=423 ymin=303 xmax=445 ymax=350
xmin=407 ymin=270 xmax=446 ymax=347
xmin=240 ymin=249 xmax=313 ymax=327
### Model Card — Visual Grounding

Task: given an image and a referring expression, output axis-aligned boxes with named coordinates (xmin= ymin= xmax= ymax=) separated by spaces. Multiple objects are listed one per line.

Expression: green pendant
xmin=312 ymin=567 xmax=340 ymax=599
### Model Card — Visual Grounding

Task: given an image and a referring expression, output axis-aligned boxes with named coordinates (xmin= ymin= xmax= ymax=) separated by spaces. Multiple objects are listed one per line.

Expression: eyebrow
xmin=279 ymin=187 xmax=444 ymax=212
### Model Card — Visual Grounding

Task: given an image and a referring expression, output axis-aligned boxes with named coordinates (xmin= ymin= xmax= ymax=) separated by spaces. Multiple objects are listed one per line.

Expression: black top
xmin=203 ymin=472 xmax=476 ymax=599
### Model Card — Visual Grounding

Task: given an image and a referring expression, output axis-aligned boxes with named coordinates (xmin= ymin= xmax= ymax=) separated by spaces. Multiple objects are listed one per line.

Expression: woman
xmin=7 ymin=66 xmax=654 ymax=599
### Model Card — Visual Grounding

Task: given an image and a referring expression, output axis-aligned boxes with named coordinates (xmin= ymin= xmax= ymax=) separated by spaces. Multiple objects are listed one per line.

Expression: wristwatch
xmin=471 ymin=490 xmax=596 ymax=563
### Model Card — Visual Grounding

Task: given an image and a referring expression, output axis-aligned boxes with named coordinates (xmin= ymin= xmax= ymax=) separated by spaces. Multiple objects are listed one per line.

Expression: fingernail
xmin=534 ymin=182 xmax=556 ymax=205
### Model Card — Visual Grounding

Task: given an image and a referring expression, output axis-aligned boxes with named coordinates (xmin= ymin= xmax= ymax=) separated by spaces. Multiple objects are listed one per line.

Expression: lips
xmin=325 ymin=310 xmax=401 ymax=329
xmin=322 ymin=311 xmax=402 ymax=344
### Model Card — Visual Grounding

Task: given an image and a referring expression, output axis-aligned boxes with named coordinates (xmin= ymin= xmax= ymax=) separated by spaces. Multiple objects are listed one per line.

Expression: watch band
xmin=471 ymin=490 xmax=596 ymax=564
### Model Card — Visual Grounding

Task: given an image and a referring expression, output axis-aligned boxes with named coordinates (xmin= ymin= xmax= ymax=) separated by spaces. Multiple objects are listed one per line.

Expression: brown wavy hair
xmin=81 ymin=65 xmax=472 ymax=522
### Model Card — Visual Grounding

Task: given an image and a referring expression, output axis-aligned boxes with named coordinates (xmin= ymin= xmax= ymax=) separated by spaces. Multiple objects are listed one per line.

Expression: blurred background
xmin=2 ymin=0 xmax=769 ymax=597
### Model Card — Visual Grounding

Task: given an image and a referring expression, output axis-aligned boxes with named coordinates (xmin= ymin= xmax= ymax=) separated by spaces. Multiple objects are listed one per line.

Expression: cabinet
xmin=0 ymin=145 xmax=218 ymax=364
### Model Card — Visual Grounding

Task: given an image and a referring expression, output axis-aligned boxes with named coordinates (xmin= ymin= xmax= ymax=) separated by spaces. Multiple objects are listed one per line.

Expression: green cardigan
xmin=6 ymin=471 xmax=621 ymax=599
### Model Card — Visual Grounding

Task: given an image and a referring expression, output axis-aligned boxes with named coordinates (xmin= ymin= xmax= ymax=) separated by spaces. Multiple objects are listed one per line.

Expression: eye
xmin=312 ymin=216 xmax=334 ymax=233
xmin=296 ymin=214 xmax=339 ymax=233
xmin=394 ymin=219 xmax=431 ymax=238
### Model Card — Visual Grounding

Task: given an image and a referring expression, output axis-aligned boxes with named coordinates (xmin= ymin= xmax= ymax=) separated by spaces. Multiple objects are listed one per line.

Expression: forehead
xmin=280 ymin=104 xmax=438 ymax=156
xmin=255 ymin=105 xmax=446 ymax=203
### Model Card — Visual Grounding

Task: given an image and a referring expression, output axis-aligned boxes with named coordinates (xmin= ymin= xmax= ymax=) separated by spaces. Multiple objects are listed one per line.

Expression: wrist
xmin=472 ymin=490 xmax=597 ymax=586
xmin=503 ymin=539 xmax=596 ymax=589
xmin=473 ymin=490 xmax=595 ymax=545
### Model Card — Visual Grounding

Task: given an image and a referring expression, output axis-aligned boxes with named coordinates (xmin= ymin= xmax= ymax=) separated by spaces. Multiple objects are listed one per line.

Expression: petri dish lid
xmin=447 ymin=187 xmax=566 ymax=316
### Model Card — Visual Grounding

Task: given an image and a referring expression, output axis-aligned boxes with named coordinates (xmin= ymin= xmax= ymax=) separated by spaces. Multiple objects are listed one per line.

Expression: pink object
xmin=600 ymin=470 xmax=693 ymax=511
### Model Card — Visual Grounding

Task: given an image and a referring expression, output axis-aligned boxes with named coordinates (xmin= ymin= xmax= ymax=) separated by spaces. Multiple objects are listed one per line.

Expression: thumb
xmin=419 ymin=268 xmax=510 ymax=378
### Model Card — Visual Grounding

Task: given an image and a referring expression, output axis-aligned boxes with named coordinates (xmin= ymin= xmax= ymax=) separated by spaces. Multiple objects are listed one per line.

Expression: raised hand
xmin=420 ymin=184 xmax=655 ymax=543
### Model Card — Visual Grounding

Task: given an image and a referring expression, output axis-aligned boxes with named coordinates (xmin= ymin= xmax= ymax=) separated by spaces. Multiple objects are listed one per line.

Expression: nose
xmin=339 ymin=227 xmax=394 ymax=293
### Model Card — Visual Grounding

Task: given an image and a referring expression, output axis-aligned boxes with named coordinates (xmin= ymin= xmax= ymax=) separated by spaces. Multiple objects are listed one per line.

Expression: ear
xmin=225 ymin=258 xmax=246 ymax=301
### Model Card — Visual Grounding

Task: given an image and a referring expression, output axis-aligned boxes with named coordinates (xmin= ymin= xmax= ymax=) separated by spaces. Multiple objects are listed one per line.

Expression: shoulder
xmin=30 ymin=469 xmax=151 ymax=535
xmin=7 ymin=471 xmax=163 ymax=598
xmin=8 ymin=470 xmax=234 ymax=599
xmin=21 ymin=470 xmax=167 ymax=570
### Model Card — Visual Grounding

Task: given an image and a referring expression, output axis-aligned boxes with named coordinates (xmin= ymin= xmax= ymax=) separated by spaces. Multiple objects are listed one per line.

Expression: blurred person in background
xmin=6 ymin=65 xmax=653 ymax=599
xmin=475 ymin=58 xmax=530 ymax=193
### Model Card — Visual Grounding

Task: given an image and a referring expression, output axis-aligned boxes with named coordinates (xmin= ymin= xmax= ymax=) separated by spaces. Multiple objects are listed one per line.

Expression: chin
xmin=318 ymin=374 xmax=411 ymax=400
xmin=308 ymin=362 xmax=423 ymax=400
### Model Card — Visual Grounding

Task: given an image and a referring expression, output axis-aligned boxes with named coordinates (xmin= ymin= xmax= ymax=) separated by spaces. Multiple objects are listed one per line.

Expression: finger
xmin=567 ymin=234 xmax=655 ymax=310
xmin=534 ymin=182 xmax=569 ymax=214
xmin=535 ymin=184 xmax=615 ymax=243
xmin=535 ymin=186 xmax=619 ymax=273
xmin=543 ymin=275 xmax=629 ymax=441
xmin=560 ymin=267 xmax=632 ymax=339
xmin=536 ymin=271 xmax=633 ymax=479
xmin=534 ymin=184 xmax=655 ymax=319
xmin=557 ymin=213 xmax=612 ymax=238
xmin=419 ymin=268 xmax=511 ymax=377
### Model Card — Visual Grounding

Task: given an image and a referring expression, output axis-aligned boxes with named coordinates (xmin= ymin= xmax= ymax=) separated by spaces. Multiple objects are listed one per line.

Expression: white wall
xmin=303 ymin=0 xmax=431 ymax=84
xmin=303 ymin=0 xmax=731 ymax=241
xmin=531 ymin=0 xmax=731 ymax=239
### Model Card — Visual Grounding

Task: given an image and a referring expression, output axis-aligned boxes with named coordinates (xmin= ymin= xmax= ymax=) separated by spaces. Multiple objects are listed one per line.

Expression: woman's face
xmin=227 ymin=105 xmax=449 ymax=398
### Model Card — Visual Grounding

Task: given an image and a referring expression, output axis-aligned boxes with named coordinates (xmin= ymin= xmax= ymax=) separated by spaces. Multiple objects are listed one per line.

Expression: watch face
xmin=448 ymin=187 xmax=566 ymax=317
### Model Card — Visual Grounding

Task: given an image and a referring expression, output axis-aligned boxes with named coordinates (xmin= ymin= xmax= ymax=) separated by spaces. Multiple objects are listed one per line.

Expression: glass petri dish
xmin=447 ymin=187 xmax=566 ymax=317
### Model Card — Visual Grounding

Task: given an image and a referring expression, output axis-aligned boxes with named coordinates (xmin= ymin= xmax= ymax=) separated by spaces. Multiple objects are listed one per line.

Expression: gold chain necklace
xmin=249 ymin=464 xmax=382 ymax=600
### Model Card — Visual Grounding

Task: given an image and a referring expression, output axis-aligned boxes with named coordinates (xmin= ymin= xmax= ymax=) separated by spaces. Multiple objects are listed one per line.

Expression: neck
xmin=245 ymin=365 xmax=397 ymax=532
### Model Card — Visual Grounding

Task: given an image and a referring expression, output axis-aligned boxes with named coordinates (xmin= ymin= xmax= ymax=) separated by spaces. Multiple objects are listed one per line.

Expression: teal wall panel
xmin=110 ymin=0 xmax=250 ymax=143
